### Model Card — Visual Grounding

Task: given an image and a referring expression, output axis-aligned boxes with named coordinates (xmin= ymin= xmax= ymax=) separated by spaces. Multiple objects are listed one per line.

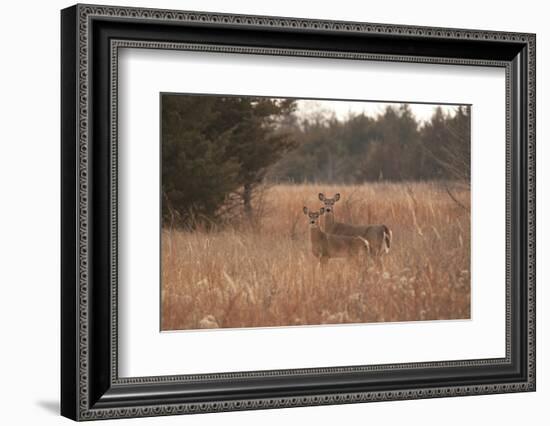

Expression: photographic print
xmin=161 ymin=94 xmax=471 ymax=331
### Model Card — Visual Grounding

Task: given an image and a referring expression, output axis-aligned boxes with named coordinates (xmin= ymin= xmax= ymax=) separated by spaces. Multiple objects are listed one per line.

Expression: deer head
xmin=303 ymin=206 xmax=325 ymax=227
xmin=318 ymin=193 xmax=340 ymax=214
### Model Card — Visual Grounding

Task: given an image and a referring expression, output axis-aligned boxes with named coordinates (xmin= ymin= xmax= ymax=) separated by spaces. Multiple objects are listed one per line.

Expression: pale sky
xmin=295 ymin=99 xmax=465 ymax=123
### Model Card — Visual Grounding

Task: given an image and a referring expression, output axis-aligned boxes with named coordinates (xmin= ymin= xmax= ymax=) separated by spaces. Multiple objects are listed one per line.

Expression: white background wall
xmin=0 ymin=0 xmax=546 ymax=424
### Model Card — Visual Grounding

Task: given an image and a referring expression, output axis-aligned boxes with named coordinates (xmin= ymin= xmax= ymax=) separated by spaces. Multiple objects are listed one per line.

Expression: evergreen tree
xmin=223 ymin=98 xmax=297 ymax=218
xmin=162 ymin=96 xmax=241 ymax=227
xmin=161 ymin=95 xmax=296 ymax=227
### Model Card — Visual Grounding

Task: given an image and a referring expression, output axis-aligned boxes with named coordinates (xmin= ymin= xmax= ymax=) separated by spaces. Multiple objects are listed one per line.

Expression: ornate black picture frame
xmin=61 ymin=3 xmax=536 ymax=421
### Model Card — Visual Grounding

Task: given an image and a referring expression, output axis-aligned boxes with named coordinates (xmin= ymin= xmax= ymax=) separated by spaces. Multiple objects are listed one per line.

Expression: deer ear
xmin=334 ymin=193 xmax=340 ymax=201
xmin=318 ymin=193 xmax=325 ymax=201
xmin=303 ymin=207 xmax=309 ymax=215
xmin=319 ymin=207 xmax=325 ymax=215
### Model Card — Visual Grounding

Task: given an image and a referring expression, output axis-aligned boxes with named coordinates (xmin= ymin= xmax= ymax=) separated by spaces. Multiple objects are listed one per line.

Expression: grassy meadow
xmin=161 ymin=182 xmax=470 ymax=330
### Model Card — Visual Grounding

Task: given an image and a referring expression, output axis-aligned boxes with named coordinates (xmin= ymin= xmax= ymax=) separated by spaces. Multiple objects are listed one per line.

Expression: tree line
xmin=268 ymin=103 xmax=470 ymax=183
xmin=162 ymin=95 xmax=470 ymax=227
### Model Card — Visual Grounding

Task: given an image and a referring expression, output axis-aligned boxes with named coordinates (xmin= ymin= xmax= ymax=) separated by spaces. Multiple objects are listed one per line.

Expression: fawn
xmin=303 ymin=207 xmax=370 ymax=266
xmin=318 ymin=193 xmax=392 ymax=256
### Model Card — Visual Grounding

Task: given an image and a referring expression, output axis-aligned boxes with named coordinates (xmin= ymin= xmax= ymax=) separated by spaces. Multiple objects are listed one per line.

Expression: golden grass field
xmin=161 ymin=182 xmax=470 ymax=330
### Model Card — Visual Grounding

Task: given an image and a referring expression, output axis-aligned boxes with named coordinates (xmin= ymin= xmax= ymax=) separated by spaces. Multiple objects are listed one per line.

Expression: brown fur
xmin=303 ymin=207 xmax=370 ymax=264
xmin=319 ymin=193 xmax=392 ymax=256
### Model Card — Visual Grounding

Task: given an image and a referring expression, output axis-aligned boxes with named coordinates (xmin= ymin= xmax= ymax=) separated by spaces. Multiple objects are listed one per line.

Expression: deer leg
xmin=375 ymin=254 xmax=384 ymax=270
xmin=357 ymin=255 xmax=369 ymax=276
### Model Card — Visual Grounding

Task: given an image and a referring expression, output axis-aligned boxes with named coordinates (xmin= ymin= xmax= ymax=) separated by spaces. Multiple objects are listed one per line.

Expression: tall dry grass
xmin=161 ymin=182 xmax=470 ymax=330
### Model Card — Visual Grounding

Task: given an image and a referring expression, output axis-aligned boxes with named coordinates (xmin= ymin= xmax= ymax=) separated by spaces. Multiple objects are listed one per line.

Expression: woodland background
xmin=161 ymin=95 xmax=470 ymax=227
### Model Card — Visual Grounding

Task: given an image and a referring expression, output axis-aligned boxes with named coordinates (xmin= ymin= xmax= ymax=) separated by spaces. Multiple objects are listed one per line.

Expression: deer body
xmin=304 ymin=207 xmax=370 ymax=264
xmin=319 ymin=193 xmax=392 ymax=256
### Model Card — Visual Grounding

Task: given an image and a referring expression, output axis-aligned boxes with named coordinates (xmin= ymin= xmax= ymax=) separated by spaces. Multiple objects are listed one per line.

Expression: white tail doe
xmin=318 ymin=193 xmax=392 ymax=256
xmin=303 ymin=207 xmax=370 ymax=266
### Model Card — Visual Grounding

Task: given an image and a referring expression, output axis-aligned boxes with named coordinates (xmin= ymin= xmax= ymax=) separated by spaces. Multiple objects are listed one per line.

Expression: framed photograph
xmin=61 ymin=4 xmax=536 ymax=421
